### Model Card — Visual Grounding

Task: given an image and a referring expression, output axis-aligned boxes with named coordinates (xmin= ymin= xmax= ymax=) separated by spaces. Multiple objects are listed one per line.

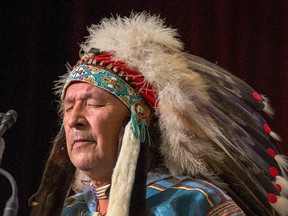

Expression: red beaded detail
xmin=263 ymin=124 xmax=272 ymax=134
xmin=267 ymin=193 xmax=278 ymax=204
xmin=253 ymin=92 xmax=262 ymax=101
xmin=275 ymin=183 xmax=282 ymax=193
xmin=269 ymin=167 xmax=278 ymax=177
xmin=266 ymin=148 xmax=276 ymax=158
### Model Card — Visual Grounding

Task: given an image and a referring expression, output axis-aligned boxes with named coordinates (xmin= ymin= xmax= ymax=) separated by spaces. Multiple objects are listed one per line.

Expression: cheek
xmin=90 ymin=114 xmax=122 ymax=142
xmin=90 ymin=109 xmax=128 ymax=147
xmin=94 ymin=105 xmax=128 ymax=128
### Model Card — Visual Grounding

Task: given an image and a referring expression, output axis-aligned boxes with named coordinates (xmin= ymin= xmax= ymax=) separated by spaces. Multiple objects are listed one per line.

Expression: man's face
xmin=63 ymin=82 xmax=130 ymax=180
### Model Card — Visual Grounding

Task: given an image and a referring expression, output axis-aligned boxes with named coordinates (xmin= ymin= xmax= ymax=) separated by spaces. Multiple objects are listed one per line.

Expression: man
xmin=30 ymin=12 xmax=288 ymax=216
xmin=62 ymin=81 xmax=130 ymax=215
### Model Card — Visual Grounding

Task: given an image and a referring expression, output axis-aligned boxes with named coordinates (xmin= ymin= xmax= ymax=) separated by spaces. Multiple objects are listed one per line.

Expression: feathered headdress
xmin=30 ymin=12 xmax=288 ymax=216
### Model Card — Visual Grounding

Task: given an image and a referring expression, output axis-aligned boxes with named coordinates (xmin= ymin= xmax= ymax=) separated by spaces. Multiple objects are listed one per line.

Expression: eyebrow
xmin=63 ymin=92 xmax=107 ymax=105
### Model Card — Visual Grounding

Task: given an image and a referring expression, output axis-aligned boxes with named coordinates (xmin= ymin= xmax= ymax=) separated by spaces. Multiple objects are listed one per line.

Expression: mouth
xmin=72 ymin=139 xmax=96 ymax=148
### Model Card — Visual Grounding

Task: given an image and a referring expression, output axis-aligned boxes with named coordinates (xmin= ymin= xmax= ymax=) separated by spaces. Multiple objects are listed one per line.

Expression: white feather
xmin=270 ymin=131 xmax=281 ymax=141
xmin=107 ymin=121 xmax=140 ymax=216
xmin=261 ymin=94 xmax=274 ymax=117
xmin=275 ymin=154 xmax=288 ymax=178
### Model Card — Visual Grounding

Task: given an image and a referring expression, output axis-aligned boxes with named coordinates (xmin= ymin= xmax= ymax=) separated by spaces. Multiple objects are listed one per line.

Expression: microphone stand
xmin=0 ymin=110 xmax=19 ymax=215
xmin=0 ymin=167 xmax=19 ymax=216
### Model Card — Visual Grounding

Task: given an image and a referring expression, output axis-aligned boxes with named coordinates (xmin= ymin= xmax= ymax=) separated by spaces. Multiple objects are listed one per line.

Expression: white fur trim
xmin=106 ymin=121 xmax=140 ymax=216
xmin=271 ymin=196 xmax=288 ymax=216
xmin=275 ymin=176 xmax=288 ymax=197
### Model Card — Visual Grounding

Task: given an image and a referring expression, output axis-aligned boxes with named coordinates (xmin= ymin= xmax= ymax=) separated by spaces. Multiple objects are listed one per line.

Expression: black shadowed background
xmin=0 ymin=1 xmax=287 ymax=215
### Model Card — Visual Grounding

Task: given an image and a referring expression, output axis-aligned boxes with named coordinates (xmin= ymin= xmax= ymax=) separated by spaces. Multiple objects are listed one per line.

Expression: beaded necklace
xmin=91 ymin=184 xmax=110 ymax=216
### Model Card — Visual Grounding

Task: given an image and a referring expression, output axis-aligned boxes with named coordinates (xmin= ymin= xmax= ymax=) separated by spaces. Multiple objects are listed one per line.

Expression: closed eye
xmin=87 ymin=104 xmax=105 ymax=108
xmin=65 ymin=106 xmax=73 ymax=112
xmin=64 ymin=98 xmax=74 ymax=113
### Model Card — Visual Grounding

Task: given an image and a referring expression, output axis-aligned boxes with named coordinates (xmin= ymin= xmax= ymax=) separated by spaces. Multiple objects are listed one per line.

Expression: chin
xmin=71 ymin=156 xmax=96 ymax=171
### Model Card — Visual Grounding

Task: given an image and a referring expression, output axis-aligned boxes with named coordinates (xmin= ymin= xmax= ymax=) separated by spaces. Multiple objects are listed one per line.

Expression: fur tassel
xmin=107 ymin=121 xmax=140 ymax=216
xmin=275 ymin=176 xmax=288 ymax=197
xmin=270 ymin=131 xmax=281 ymax=141
xmin=270 ymin=196 xmax=288 ymax=216
xmin=275 ymin=154 xmax=288 ymax=178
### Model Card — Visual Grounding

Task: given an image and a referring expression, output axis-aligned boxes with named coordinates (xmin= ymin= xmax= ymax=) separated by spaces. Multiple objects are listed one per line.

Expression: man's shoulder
xmin=147 ymin=176 xmax=231 ymax=205
xmin=146 ymin=170 xmax=245 ymax=216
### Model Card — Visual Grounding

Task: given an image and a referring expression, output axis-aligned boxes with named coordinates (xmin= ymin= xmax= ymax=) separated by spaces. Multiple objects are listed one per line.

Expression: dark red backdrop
xmin=0 ymin=1 xmax=287 ymax=215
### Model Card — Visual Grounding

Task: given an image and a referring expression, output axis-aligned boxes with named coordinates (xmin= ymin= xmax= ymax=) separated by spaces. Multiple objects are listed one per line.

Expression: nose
xmin=66 ymin=103 xmax=88 ymax=129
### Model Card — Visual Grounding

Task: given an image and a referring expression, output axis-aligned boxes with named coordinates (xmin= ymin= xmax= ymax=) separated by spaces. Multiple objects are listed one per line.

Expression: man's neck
xmin=91 ymin=180 xmax=111 ymax=188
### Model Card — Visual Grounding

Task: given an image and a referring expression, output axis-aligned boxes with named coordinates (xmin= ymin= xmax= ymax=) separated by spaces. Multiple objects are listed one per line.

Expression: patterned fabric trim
xmin=62 ymin=194 xmax=92 ymax=216
xmin=65 ymin=197 xmax=86 ymax=208
xmin=192 ymin=178 xmax=227 ymax=201
xmin=207 ymin=201 xmax=246 ymax=216
xmin=148 ymin=183 xmax=168 ymax=192
xmin=172 ymin=185 xmax=215 ymax=207
xmin=148 ymin=177 xmax=216 ymax=207
xmin=146 ymin=175 xmax=245 ymax=215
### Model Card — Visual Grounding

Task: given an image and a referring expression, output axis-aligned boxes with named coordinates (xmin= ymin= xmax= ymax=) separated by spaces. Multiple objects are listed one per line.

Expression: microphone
xmin=0 ymin=110 xmax=18 ymax=138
